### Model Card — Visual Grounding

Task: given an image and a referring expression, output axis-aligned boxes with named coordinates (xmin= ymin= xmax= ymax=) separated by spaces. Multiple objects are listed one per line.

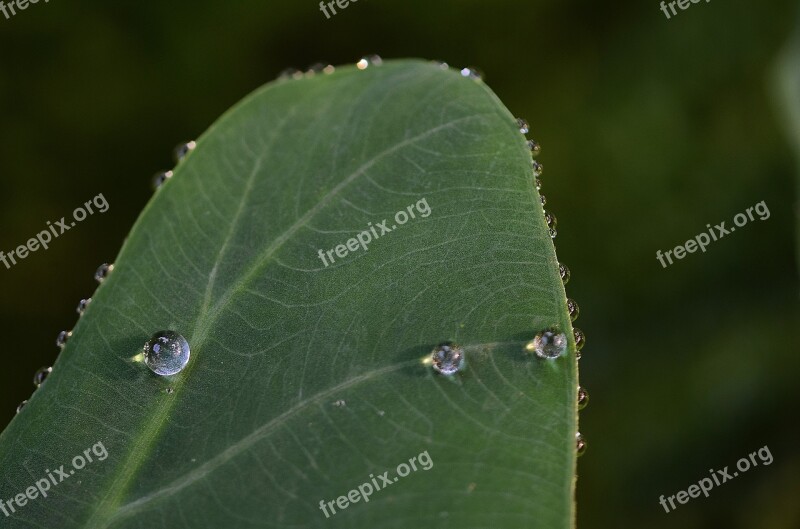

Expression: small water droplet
xmin=539 ymin=194 xmax=546 ymax=206
xmin=516 ymin=118 xmax=529 ymax=134
xmin=94 ymin=263 xmax=114 ymax=283
xmin=549 ymin=228 xmax=558 ymax=239
xmin=305 ymin=63 xmax=326 ymax=76
xmin=152 ymin=170 xmax=173 ymax=190
xmin=356 ymin=55 xmax=382 ymax=70
xmin=165 ymin=387 xmax=174 ymax=394
xmin=333 ymin=400 xmax=346 ymax=407
xmin=33 ymin=366 xmax=52 ymax=388
xmin=535 ymin=177 xmax=543 ymax=191
xmin=56 ymin=330 xmax=72 ymax=349
xmin=578 ymin=386 xmax=589 ymax=410
xmin=460 ymin=67 xmax=483 ymax=80
xmin=559 ymin=262 xmax=570 ymax=284
xmin=278 ymin=67 xmax=300 ymax=80
xmin=532 ymin=160 xmax=543 ymax=177
xmin=431 ymin=342 xmax=464 ymax=375
xmin=16 ymin=400 xmax=27 ymax=414
xmin=527 ymin=140 xmax=541 ymax=156
xmin=544 ymin=211 xmax=557 ymax=229
xmin=576 ymin=432 xmax=587 ymax=456
xmin=76 ymin=298 xmax=92 ymax=316
xmin=322 ymin=64 xmax=336 ymax=74
xmin=432 ymin=60 xmax=449 ymax=70
xmin=525 ymin=329 xmax=567 ymax=359
xmin=567 ymin=299 xmax=580 ymax=322
xmin=143 ymin=331 xmax=191 ymax=376
xmin=173 ymin=141 xmax=196 ymax=163
xmin=573 ymin=328 xmax=586 ymax=352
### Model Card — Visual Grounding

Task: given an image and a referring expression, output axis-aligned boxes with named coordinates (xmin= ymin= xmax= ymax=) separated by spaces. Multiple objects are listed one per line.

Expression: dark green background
xmin=0 ymin=1 xmax=797 ymax=527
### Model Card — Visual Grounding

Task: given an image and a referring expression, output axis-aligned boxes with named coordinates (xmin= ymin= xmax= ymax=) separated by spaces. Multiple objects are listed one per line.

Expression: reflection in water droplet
xmin=578 ymin=386 xmax=589 ymax=410
xmin=174 ymin=141 xmax=196 ymax=163
xmin=567 ymin=298 xmax=580 ymax=321
xmin=532 ymin=161 xmax=543 ymax=177
xmin=77 ymin=298 xmax=92 ymax=316
xmin=33 ymin=366 xmax=52 ymax=388
xmin=56 ymin=330 xmax=72 ymax=349
xmin=143 ymin=331 xmax=191 ymax=376
xmin=527 ymin=140 xmax=541 ymax=156
xmin=152 ymin=171 xmax=173 ymax=190
xmin=431 ymin=342 xmax=465 ymax=375
xmin=576 ymin=432 xmax=587 ymax=456
xmin=16 ymin=400 xmax=27 ymax=414
xmin=535 ymin=178 xmax=543 ymax=191
xmin=516 ymin=118 xmax=529 ymax=134
xmin=573 ymin=328 xmax=586 ymax=352
xmin=559 ymin=262 xmax=570 ymax=284
xmin=95 ymin=263 xmax=114 ymax=283
xmin=545 ymin=211 xmax=557 ymax=229
xmin=525 ymin=329 xmax=567 ymax=359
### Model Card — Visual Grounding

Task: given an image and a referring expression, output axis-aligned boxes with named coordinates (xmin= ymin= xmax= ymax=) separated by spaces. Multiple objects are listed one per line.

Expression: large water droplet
xmin=573 ymin=328 xmax=586 ymax=351
xmin=525 ymin=329 xmax=567 ymax=359
xmin=576 ymin=432 xmax=587 ymax=456
xmin=76 ymin=298 xmax=92 ymax=316
xmin=33 ymin=366 xmax=52 ymax=388
xmin=95 ymin=263 xmax=114 ymax=283
xmin=516 ymin=118 xmax=529 ymax=134
xmin=527 ymin=139 xmax=541 ymax=156
xmin=431 ymin=342 xmax=464 ymax=375
xmin=143 ymin=331 xmax=191 ymax=376
xmin=56 ymin=330 xmax=72 ymax=349
xmin=16 ymin=400 xmax=27 ymax=414
xmin=173 ymin=141 xmax=196 ymax=163
xmin=532 ymin=161 xmax=543 ymax=177
xmin=559 ymin=262 xmax=570 ymax=284
xmin=578 ymin=386 xmax=589 ymax=410
xmin=567 ymin=299 xmax=579 ymax=321
xmin=152 ymin=170 xmax=173 ymax=190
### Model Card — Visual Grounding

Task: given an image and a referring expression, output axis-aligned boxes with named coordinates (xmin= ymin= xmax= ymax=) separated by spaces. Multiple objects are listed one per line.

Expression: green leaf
xmin=0 ymin=59 xmax=578 ymax=528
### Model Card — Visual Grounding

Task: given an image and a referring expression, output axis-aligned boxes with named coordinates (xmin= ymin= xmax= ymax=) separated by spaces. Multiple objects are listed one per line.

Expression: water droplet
xmin=56 ymin=330 xmax=72 ymax=349
xmin=432 ymin=60 xmax=449 ymax=70
xmin=576 ymin=432 xmax=587 ymax=456
xmin=532 ymin=160 xmax=543 ymax=177
xmin=525 ymin=329 xmax=567 ymax=359
xmin=559 ymin=262 xmax=570 ymax=284
xmin=527 ymin=140 xmax=541 ymax=156
xmin=305 ymin=63 xmax=326 ymax=76
xmin=516 ymin=118 xmax=529 ymax=134
xmin=165 ymin=387 xmax=175 ymax=394
xmin=76 ymin=298 xmax=92 ymax=316
xmin=95 ymin=263 xmax=114 ymax=283
xmin=278 ymin=67 xmax=299 ymax=80
xmin=173 ymin=141 xmax=196 ymax=163
xmin=540 ymin=194 xmax=546 ymax=206
xmin=356 ymin=55 xmax=382 ymax=70
xmin=567 ymin=299 xmax=580 ymax=322
xmin=152 ymin=170 xmax=173 ymax=190
xmin=333 ymin=400 xmax=346 ymax=407
xmin=33 ymin=366 xmax=52 ymax=387
xmin=535 ymin=177 xmax=543 ymax=191
xmin=549 ymin=228 xmax=558 ymax=239
xmin=323 ymin=64 xmax=336 ymax=74
xmin=16 ymin=400 xmax=27 ymax=414
xmin=544 ymin=211 xmax=557 ymax=229
xmin=460 ymin=67 xmax=483 ymax=80
xmin=143 ymin=331 xmax=191 ymax=376
xmin=431 ymin=342 xmax=465 ymax=375
xmin=573 ymin=328 xmax=586 ymax=352
xmin=578 ymin=386 xmax=589 ymax=410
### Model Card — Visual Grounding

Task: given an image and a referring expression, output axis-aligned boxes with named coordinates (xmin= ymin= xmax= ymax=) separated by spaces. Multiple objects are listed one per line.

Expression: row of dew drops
xmin=16 ymin=142 xmax=200 ymax=414
xmin=425 ymin=82 xmax=589 ymax=457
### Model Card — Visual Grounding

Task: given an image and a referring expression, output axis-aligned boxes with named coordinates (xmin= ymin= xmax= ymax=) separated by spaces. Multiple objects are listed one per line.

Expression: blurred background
xmin=0 ymin=0 xmax=797 ymax=527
